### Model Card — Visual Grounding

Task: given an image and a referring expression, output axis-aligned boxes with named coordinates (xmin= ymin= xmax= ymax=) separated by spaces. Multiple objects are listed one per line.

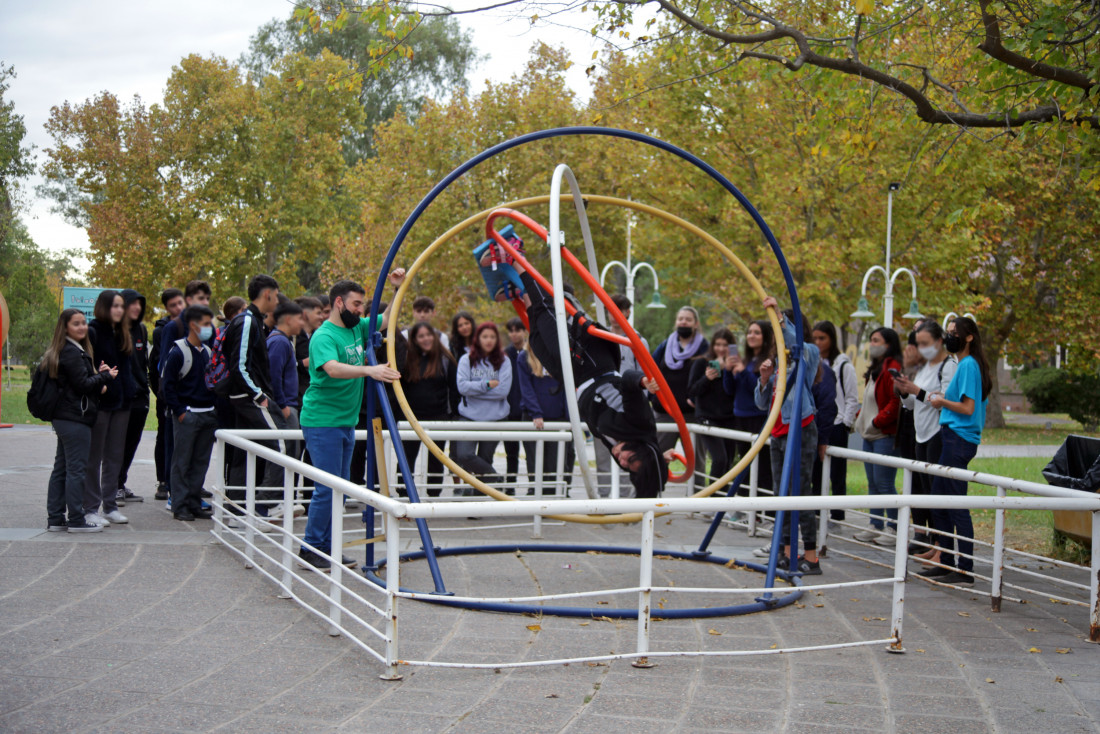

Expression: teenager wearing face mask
xmin=916 ymin=316 xmax=990 ymax=584
xmin=652 ymin=306 xmax=709 ymax=472
xmin=451 ymin=322 xmax=513 ymax=494
xmin=852 ymin=327 xmax=903 ymax=545
xmin=892 ymin=321 xmax=956 ymax=559
xmin=402 ymin=322 xmax=458 ymax=497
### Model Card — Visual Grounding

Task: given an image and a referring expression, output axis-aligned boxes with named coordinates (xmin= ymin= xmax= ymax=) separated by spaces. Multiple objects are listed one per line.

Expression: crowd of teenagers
xmin=37 ymin=274 xmax=990 ymax=580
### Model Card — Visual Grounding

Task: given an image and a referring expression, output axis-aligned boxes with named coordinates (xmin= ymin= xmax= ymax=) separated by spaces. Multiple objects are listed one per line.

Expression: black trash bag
xmin=1041 ymin=435 xmax=1100 ymax=492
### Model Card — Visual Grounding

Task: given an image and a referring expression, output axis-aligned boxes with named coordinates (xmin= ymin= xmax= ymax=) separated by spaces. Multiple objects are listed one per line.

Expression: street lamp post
xmin=850 ymin=182 xmax=924 ymax=329
xmin=597 ymin=211 xmax=665 ymax=325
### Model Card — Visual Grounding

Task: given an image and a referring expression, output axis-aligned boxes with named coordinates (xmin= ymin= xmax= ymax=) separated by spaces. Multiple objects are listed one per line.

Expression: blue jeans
xmin=863 ymin=436 xmax=897 ymax=529
xmin=930 ymin=425 xmax=978 ymax=572
xmin=302 ymin=426 xmax=355 ymax=557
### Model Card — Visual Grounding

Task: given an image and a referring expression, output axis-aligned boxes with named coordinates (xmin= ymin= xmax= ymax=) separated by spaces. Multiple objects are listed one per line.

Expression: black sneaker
xmin=122 ymin=488 xmax=144 ymax=503
xmin=341 ymin=555 xmax=358 ymax=568
xmin=201 ymin=489 xmax=213 ymax=499
xmin=797 ymin=557 xmax=822 ymax=576
xmin=917 ymin=565 xmax=953 ymax=578
xmin=154 ymin=483 xmax=169 ymax=501
xmin=298 ymin=549 xmax=331 ymax=571
xmin=940 ymin=571 xmax=974 ymax=585
xmin=67 ymin=519 xmax=104 ymax=533
xmin=174 ymin=509 xmax=196 ymax=522
xmin=47 ymin=519 xmax=68 ymax=532
xmin=775 ymin=555 xmax=791 ymax=571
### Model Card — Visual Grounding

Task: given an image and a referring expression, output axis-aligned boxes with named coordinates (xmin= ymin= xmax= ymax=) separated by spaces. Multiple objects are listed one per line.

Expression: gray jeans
xmin=48 ymin=419 xmax=92 ymax=524
xmin=171 ymin=410 xmax=219 ymax=514
xmin=84 ymin=409 xmax=130 ymax=515
xmin=771 ymin=420 xmax=819 ymax=551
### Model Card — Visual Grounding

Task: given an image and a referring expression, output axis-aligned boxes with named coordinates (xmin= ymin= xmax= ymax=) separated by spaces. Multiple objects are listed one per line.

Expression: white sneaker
xmin=86 ymin=512 xmax=110 ymax=527
xmin=872 ymin=528 xmax=897 ymax=546
xmin=853 ymin=527 xmax=880 ymax=542
xmin=226 ymin=516 xmax=274 ymax=533
xmin=103 ymin=510 xmax=128 ymax=524
xmin=752 ymin=544 xmax=772 ymax=558
xmin=268 ymin=504 xmax=307 ymax=520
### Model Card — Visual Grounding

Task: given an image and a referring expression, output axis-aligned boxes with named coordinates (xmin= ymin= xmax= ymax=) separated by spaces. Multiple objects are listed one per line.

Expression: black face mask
xmin=338 ymin=304 xmax=360 ymax=329
xmin=943 ymin=333 xmax=962 ymax=353
xmin=676 ymin=326 xmax=694 ymax=339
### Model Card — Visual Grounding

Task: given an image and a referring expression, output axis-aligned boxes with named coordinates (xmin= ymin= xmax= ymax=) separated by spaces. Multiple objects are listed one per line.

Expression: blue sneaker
xmin=201 ymin=500 xmax=211 ymax=511
xmin=165 ymin=498 xmax=172 ymax=511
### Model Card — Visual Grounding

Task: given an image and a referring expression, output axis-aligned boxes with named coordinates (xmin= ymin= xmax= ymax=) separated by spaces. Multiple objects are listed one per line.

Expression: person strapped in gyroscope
xmin=508 ymin=256 xmax=671 ymax=499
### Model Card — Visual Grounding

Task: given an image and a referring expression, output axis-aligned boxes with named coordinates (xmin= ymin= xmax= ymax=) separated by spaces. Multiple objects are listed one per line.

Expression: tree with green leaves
xmin=42 ymin=52 xmax=365 ymax=300
xmin=0 ymin=64 xmax=35 ymax=238
xmin=242 ymin=10 xmax=477 ymax=162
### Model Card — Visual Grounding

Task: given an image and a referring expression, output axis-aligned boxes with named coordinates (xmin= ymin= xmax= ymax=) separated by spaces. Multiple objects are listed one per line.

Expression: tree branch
xmin=977 ymin=0 xmax=1095 ymax=95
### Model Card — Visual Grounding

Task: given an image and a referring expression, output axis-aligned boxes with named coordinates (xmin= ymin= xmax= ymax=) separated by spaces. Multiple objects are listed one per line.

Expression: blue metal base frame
xmin=363 ymin=543 xmax=803 ymax=619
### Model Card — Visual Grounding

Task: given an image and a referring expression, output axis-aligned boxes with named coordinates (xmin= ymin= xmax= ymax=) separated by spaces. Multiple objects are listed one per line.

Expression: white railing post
xmin=748 ymin=451 xmax=760 ymax=535
xmin=991 ymin=486 xmax=1007 ymax=613
xmin=610 ymin=459 xmax=621 ymax=500
xmin=212 ymin=439 xmax=225 ymax=542
xmin=328 ymin=485 xmax=344 ymax=637
xmin=381 ymin=510 xmax=404 ymax=680
xmin=632 ymin=510 xmax=656 ymax=668
xmin=820 ymin=452 xmax=832 ymax=551
xmin=279 ymin=462 xmax=294 ymax=599
xmin=532 ymin=441 xmax=544 ymax=539
xmin=1090 ymin=510 xmax=1099 ymax=643
xmin=244 ymin=451 xmax=256 ymax=568
xmin=888 ymin=468 xmax=912 ymax=653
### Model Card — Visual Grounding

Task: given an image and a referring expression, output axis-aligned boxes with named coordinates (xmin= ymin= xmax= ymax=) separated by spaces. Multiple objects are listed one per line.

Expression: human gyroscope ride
xmin=358 ymin=127 xmax=814 ymax=619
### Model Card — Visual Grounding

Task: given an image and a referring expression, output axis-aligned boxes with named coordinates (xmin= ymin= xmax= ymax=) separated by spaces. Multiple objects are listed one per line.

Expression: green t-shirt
xmin=300 ymin=316 xmax=381 ymax=428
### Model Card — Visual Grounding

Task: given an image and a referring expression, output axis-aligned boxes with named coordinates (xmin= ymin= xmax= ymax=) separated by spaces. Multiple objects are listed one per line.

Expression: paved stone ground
xmin=1 ymin=426 xmax=1097 ymax=733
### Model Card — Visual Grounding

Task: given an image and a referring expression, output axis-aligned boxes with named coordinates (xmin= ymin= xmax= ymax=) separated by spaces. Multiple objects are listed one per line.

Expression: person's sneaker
xmin=752 ymin=544 xmax=772 ymax=558
xmin=917 ymin=565 xmax=952 ymax=578
xmin=268 ymin=503 xmax=307 ymax=520
xmin=121 ymin=488 xmax=143 ymax=503
xmin=66 ymin=520 xmax=103 ymax=533
xmin=775 ymin=555 xmax=791 ymax=571
xmin=174 ymin=509 xmax=196 ymax=522
xmin=200 ymin=500 xmax=212 ymax=512
xmin=103 ymin=510 xmax=128 ymax=524
xmin=797 ymin=557 xmax=823 ymax=575
xmin=940 ymin=571 xmax=974 ymax=585
xmin=47 ymin=520 xmax=68 ymax=532
xmin=853 ymin=527 xmax=880 ymax=542
xmin=201 ymin=489 xmax=213 ymax=499
xmin=341 ymin=555 xmax=358 ymax=568
xmin=827 ymin=521 xmax=842 ymax=533
xmin=86 ymin=512 xmax=110 ymax=527
xmin=298 ymin=548 xmax=331 ymax=571
xmin=872 ymin=528 xmax=897 ymax=547
xmin=193 ymin=509 xmax=213 ymax=520
xmin=154 ymin=483 xmax=169 ymax=501
xmin=116 ymin=488 xmax=127 ymax=506
xmin=165 ymin=498 xmax=172 ymax=512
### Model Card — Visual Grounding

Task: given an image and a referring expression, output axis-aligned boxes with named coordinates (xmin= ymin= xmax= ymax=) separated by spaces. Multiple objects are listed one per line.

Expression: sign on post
xmin=62 ymin=287 xmax=121 ymax=318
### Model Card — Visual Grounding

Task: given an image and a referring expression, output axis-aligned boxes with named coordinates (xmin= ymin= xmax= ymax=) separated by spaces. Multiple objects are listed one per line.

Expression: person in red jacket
xmin=852 ymin=327 xmax=903 ymax=545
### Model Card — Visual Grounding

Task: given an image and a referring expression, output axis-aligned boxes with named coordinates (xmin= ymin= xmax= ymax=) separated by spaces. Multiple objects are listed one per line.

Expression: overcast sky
xmin=1 ymin=0 xmax=631 ymax=266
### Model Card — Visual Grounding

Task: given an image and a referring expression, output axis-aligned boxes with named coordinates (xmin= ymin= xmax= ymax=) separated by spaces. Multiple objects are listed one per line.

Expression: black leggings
xmin=520 ymin=271 xmax=618 ymax=386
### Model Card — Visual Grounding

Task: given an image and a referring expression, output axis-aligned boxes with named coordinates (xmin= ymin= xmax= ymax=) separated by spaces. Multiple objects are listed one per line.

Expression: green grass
xmin=841 ymin=456 xmax=1080 ymax=559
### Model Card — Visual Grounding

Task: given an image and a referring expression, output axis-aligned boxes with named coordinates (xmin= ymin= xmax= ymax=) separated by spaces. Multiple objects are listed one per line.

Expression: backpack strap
xmin=174 ymin=338 xmax=192 ymax=379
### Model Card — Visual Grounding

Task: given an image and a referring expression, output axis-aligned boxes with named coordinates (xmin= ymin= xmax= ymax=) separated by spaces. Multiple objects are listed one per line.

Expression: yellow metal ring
xmin=386 ymin=194 xmax=787 ymax=524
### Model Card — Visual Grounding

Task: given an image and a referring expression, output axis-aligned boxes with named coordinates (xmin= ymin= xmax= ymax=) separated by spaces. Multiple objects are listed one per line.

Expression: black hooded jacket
xmin=149 ymin=315 xmax=171 ymax=397
xmin=87 ymin=319 xmax=136 ymax=412
xmin=120 ymin=289 xmax=149 ymax=401
xmin=53 ymin=341 xmax=110 ymax=425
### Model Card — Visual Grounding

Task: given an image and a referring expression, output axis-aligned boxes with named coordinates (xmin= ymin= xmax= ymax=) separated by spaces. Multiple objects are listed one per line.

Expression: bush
xmin=1016 ymin=366 xmax=1100 ymax=431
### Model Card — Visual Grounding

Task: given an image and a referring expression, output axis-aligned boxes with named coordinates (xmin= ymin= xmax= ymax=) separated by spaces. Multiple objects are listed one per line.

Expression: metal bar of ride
xmin=633 ymin=511 xmax=656 ymax=668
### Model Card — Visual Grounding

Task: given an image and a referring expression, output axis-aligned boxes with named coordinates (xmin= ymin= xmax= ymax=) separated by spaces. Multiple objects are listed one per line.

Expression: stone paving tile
xmin=2 ymin=428 xmax=1099 ymax=734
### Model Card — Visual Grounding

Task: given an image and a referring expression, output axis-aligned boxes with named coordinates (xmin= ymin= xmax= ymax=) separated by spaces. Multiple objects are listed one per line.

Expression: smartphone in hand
xmin=887 ymin=368 xmax=902 ymax=378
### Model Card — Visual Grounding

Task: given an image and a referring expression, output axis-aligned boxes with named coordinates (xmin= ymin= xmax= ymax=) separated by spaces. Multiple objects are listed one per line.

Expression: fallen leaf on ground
xmin=1055 ymin=676 xmax=1064 ymax=683
xmin=915 ymin=649 xmax=925 ymax=653
xmin=985 ymin=678 xmax=995 ymax=684
xmin=708 ymin=629 xmax=722 ymax=636
xmin=578 ymin=622 xmax=589 ymax=626
xmin=526 ymin=624 xmax=541 ymax=632
xmin=1028 ymin=647 xmax=1041 ymax=653
xmin=957 ymin=612 xmax=970 ymax=617
xmin=813 ymin=603 xmax=824 ymax=608
xmin=1056 ymin=648 xmax=1071 ymax=654
xmin=769 ymin=643 xmax=778 ymax=649
xmin=545 ymin=694 xmax=559 ymax=699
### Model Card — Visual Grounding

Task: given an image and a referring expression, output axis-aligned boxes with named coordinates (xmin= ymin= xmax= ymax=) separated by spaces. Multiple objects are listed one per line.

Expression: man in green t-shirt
xmin=299 ymin=273 xmax=403 ymax=570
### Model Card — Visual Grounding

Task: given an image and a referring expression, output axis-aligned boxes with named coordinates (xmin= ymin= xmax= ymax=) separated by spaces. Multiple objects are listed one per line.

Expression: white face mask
xmin=918 ymin=345 xmax=939 ymax=361
xmin=868 ymin=344 xmax=886 ymax=359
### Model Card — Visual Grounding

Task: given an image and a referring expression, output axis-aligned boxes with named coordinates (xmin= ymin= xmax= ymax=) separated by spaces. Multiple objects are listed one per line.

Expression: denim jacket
xmin=753 ymin=317 xmax=820 ymax=426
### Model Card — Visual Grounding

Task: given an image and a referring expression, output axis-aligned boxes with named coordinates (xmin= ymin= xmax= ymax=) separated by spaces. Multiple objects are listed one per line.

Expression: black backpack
xmin=27 ymin=365 xmax=63 ymax=421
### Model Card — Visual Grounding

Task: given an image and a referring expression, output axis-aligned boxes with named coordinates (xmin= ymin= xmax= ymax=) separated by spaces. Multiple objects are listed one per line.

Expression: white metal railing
xmin=209 ymin=423 xmax=1100 ymax=676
